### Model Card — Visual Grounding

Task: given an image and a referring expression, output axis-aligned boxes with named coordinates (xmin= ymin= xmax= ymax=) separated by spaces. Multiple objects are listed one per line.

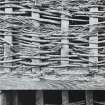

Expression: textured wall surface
xmin=0 ymin=0 xmax=105 ymax=89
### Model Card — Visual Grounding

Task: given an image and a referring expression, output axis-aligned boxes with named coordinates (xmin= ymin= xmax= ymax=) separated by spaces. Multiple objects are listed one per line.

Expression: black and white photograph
xmin=0 ymin=0 xmax=105 ymax=105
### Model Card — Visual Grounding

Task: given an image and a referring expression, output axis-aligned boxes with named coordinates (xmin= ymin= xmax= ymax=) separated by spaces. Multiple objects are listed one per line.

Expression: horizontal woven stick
xmin=1 ymin=53 xmax=20 ymax=59
xmin=0 ymin=29 xmax=21 ymax=33
xmin=74 ymin=11 xmax=105 ymax=16
xmin=75 ymin=14 xmax=105 ymax=19
xmin=0 ymin=12 xmax=26 ymax=15
xmin=49 ymin=65 xmax=85 ymax=68
xmin=20 ymin=50 xmax=57 ymax=54
xmin=0 ymin=59 xmax=21 ymax=63
xmin=20 ymin=9 xmax=57 ymax=16
xmin=0 ymin=4 xmax=25 ymax=9
xmin=42 ymin=15 xmax=89 ymax=22
xmin=74 ymin=45 xmax=104 ymax=49
xmin=20 ymin=43 xmax=60 ymax=49
xmin=70 ymin=100 xmax=85 ymax=105
xmin=46 ymin=9 xmax=71 ymax=17
xmin=29 ymin=17 xmax=60 ymax=24
xmin=94 ymin=101 xmax=105 ymax=105
xmin=20 ymin=43 xmax=39 ymax=48
xmin=20 ymin=37 xmax=51 ymax=43
xmin=20 ymin=61 xmax=57 ymax=66
xmin=49 ymin=59 xmax=89 ymax=62
xmin=0 ymin=1 xmax=20 ymax=4
xmin=52 ymin=42 xmax=88 ymax=46
xmin=0 ymin=65 xmax=20 ymax=68
xmin=49 ymin=65 xmax=98 ymax=68
xmin=0 ymin=1 xmax=30 ymax=5
xmin=19 ymin=55 xmax=88 ymax=61
xmin=20 ymin=56 xmax=50 ymax=59
xmin=49 ymin=55 xmax=78 ymax=58
xmin=73 ymin=53 xmax=105 ymax=57
xmin=81 ymin=4 xmax=105 ymax=8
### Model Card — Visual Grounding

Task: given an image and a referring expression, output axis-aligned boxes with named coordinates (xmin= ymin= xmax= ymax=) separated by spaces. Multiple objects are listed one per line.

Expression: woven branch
xmin=0 ymin=0 xmax=104 ymax=80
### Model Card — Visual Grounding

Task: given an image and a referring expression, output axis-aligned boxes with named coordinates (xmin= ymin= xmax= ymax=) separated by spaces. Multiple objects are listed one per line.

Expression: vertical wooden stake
xmin=32 ymin=0 xmax=40 ymax=73
xmin=85 ymin=90 xmax=93 ymax=105
xmin=89 ymin=7 xmax=98 ymax=73
xmin=0 ymin=91 xmax=6 ymax=105
xmin=86 ymin=6 xmax=98 ymax=105
xmin=61 ymin=1 xmax=69 ymax=104
xmin=13 ymin=92 xmax=18 ymax=105
xmin=62 ymin=90 xmax=69 ymax=105
xmin=61 ymin=0 xmax=69 ymax=65
xmin=36 ymin=91 xmax=44 ymax=105
xmin=0 ymin=91 xmax=3 ymax=105
xmin=4 ymin=0 xmax=13 ymax=72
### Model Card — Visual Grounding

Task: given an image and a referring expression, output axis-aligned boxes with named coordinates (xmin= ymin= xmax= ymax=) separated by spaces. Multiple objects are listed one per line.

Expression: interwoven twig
xmin=0 ymin=0 xmax=104 ymax=80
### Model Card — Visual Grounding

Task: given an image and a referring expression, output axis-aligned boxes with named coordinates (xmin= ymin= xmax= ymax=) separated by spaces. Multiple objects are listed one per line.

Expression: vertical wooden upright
xmin=0 ymin=91 xmax=7 ymax=105
xmin=4 ymin=0 xmax=12 ymax=72
xmin=61 ymin=0 xmax=69 ymax=105
xmin=0 ymin=91 xmax=4 ymax=105
xmin=86 ymin=6 xmax=98 ymax=105
xmin=85 ymin=90 xmax=93 ymax=105
xmin=89 ymin=7 xmax=98 ymax=73
xmin=32 ymin=0 xmax=40 ymax=73
xmin=62 ymin=90 xmax=69 ymax=105
xmin=13 ymin=92 xmax=18 ymax=105
xmin=61 ymin=8 xmax=69 ymax=65
xmin=32 ymin=1 xmax=44 ymax=105
xmin=36 ymin=91 xmax=44 ymax=105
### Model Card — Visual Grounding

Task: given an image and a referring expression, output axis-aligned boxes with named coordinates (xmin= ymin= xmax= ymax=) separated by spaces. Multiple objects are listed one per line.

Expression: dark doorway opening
xmin=2 ymin=90 xmax=105 ymax=105
xmin=44 ymin=90 xmax=62 ymax=104
xmin=18 ymin=91 xmax=36 ymax=105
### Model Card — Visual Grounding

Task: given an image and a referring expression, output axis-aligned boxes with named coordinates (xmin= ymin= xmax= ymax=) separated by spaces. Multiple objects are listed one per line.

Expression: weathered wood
xmin=36 ymin=90 xmax=44 ymax=105
xmin=4 ymin=0 xmax=12 ymax=72
xmin=13 ymin=92 xmax=18 ymax=105
xmin=61 ymin=0 xmax=69 ymax=65
xmin=85 ymin=7 xmax=98 ymax=105
xmin=89 ymin=7 xmax=98 ymax=73
xmin=0 ymin=91 xmax=3 ymax=105
xmin=32 ymin=0 xmax=40 ymax=73
xmin=0 ymin=91 xmax=6 ymax=105
xmin=62 ymin=91 xmax=69 ymax=105
xmin=85 ymin=90 xmax=93 ymax=105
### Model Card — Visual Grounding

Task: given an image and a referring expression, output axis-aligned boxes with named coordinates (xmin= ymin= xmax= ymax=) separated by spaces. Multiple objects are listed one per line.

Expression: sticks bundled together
xmin=0 ymin=0 xmax=104 ymax=79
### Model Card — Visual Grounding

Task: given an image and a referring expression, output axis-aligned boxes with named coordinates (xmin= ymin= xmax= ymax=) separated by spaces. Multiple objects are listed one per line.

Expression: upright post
xmin=4 ymin=0 xmax=13 ymax=72
xmin=89 ymin=7 xmax=98 ymax=74
xmin=85 ymin=90 xmax=93 ymax=105
xmin=36 ymin=91 xmax=44 ymax=105
xmin=32 ymin=0 xmax=40 ymax=73
xmin=62 ymin=90 xmax=69 ymax=105
xmin=61 ymin=0 xmax=69 ymax=105
xmin=86 ymin=5 xmax=98 ymax=105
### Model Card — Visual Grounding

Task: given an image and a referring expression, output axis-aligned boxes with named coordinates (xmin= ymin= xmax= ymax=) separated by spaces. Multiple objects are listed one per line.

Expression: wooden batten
xmin=13 ymin=92 xmax=18 ymax=105
xmin=62 ymin=90 xmax=69 ymax=105
xmin=0 ymin=91 xmax=7 ymax=105
xmin=85 ymin=90 xmax=93 ymax=105
xmin=89 ymin=7 xmax=98 ymax=73
xmin=32 ymin=0 xmax=40 ymax=73
xmin=0 ymin=91 xmax=3 ymax=105
xmin=61 ymin=0 xmax=69 ymax=65
xmin=36 ymin=90 xmax=44 ymax=105
xmin=61 ymin=13 xmax=69 ymax=65
xmin=85 ymin=6 xmax=99 ymax=105
xmin=4 ymin=0 xmax=12 ymax=72
xmin=61 ymin=0 xmax=69 ymax=104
